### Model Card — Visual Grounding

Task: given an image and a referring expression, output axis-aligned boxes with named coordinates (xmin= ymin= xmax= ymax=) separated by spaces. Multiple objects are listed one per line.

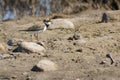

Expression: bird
xmin=20 ymin=19 xmax=52 ymax=41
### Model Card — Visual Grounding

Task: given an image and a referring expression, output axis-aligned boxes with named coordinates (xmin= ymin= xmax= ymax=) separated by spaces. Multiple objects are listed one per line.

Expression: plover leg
xmin=34 ymin=33 xmax=39 ymax=41
xmin=35 ymin=33 xmax=36 ymax=40
xmin=30 ymin=34 xmax=33 ymax=41
xmin=37 ymin=33 xmax=39 ymax=41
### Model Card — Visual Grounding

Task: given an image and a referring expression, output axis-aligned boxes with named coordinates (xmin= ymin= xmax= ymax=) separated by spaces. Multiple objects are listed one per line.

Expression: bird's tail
xmin=18 ymin=30 xmax=31 ymax=32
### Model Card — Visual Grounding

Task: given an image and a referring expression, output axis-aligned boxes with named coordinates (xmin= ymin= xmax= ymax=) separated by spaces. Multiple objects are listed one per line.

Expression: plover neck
xmin=42 ymin=25 xmax=47 ymax=32
xmin=45 ymin=23 xmax=49 ymax=28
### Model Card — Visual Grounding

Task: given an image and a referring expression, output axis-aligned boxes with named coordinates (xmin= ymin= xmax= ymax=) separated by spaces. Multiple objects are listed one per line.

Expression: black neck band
xmin=45 ymin=24 xmax=49 ymax=28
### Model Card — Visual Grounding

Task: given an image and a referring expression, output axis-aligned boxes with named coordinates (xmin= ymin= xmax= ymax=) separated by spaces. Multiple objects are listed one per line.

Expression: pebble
xmin=7 ymin=38 xmax=23 ymax=46
xmin=68 ymin=34 xmax=81 ymax=41
xmin=11 ymin=75 xmax=17 ymax=79
xmin=0 ymin=54 xmax=13 ymax=60
xmin=76 ymin=49 xmax=82 ymax=52
xmin=73 ymin=34 xmax=80 ymax=40
xmin=32 ymin=59 xmax=58 ymax=72
xmin=73 ymin=40 xmax=86 ymax=46
xmin=100 ymin=61 xmax=106 ymax=65
xmin=22 ymin=72 xmax=28 ymax=76
xmin=2 ymin=54 xmax=11 ymax=58
xmin=26 ymin=76 xmax=32 ymax=80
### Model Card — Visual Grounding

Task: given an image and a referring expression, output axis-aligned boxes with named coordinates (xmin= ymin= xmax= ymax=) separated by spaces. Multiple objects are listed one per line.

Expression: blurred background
xmin=0 ymin=0 xmax=119 ymax=21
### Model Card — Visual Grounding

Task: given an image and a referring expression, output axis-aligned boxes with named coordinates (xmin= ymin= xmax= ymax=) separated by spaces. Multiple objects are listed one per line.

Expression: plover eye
xmin=43 ymin=20 xmax=46 ymax=22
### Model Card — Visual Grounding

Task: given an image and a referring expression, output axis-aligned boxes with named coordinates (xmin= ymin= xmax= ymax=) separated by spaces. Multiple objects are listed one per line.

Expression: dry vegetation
xmin=0 ymin=0 xmax=120 ymax=17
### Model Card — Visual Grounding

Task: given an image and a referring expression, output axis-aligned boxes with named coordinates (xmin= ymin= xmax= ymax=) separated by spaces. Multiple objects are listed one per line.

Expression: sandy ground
xmin=0 ymin=10 xmax=120 ymax=80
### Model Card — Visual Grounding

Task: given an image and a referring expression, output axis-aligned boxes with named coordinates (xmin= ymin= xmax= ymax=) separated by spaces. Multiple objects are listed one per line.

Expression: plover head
xmin=43 ymin=19 xmax=52 ymax=27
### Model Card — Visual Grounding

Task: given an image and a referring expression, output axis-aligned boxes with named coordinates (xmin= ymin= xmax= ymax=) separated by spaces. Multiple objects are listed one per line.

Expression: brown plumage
xmin=25 ymin=24 xmax=45 ymax=31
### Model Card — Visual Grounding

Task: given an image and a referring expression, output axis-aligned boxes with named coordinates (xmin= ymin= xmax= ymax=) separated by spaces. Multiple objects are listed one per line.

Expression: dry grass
xmin=0 ymin=10 xmax=120 ymax=80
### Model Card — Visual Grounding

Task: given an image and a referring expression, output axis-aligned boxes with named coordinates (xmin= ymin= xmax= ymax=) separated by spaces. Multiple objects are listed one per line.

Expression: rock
xmin=0 ymin=54 xmax=13 ymax=59
xmin=26 ymin=76 xmax=32 ymax=80
xmin=49 ymin=19 xmax=74 ymax=29
xmin=73 ymin=40 xmax=86 ymax=46
xmin=73 ymin=34 xmax=80 ymax=40
xmin=99 ymin=61 xmax=106 ymax=65
xmin=68 ymin=34 xmax=81 ymax=41
xmin=76 ymin=48 xmax=83 ymax=52
xmin=7 ymin=40 xmax=13 ymax=46
xmin=32 ymin=59 xmax=58 ymax=72
xmin=101 ymin=13 xmax=108 ymax=23
xmin=2 ymin=54 xmax=11 ymax=58
xmin=11 ymin=75 xmax=17 ymax=79
xmin=7 ymin=38 xmax=23 ymax=46
xmin=67 ymin=37 xmax=74 ymax=41
xmin=13 ymin=42 xmax=45 ymax=55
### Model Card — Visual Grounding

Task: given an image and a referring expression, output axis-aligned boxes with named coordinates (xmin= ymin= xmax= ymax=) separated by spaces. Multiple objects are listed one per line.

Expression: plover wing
xmin=22 ymin=24 xmax=45 ymax=31
xmin=27 ymin=25 xmax=43 ymax=31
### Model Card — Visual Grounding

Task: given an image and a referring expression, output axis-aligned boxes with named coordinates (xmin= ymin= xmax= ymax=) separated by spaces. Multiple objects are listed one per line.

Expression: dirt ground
xmin=0 ymin=10 xmax=120 ymax=80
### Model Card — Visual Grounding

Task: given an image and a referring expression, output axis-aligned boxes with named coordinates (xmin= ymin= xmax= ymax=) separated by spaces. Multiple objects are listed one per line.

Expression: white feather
xmin=43 ymin=26 xmax=47 ymax=32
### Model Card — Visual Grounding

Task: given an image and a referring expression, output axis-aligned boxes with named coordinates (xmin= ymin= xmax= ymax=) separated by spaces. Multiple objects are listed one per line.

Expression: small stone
xmin=68 ymin=34 xmax=83 ymax=41
xmin=73 ymin=40 xmax=86 ymax=46
xmin=101 ymin=13 xmax=108 ymax=23
xmin=76 ymin=49 xmax=82 ymax=52
xmin=71 ymin=59 xmax=75 ymax=61
xmin=73 ymin=34 xmax=80 ymax=40
xmin=7 ymin=38 xmax=23 ymax=46
xmin=11 ymin=75 xmax=17 ymax=79
xmin=7 ymin=40 xmax=14 ymax=46
xmin=13 ymin=41 xmax=45 ymax=55
xmin=100 ymin=61 xmax=106 ymax=65
xmin=26 ymin=76 xmax=32 ymax=80
xmin=67 ymin=37 xmax=73 ymax=41
xmin=2 ymin=54 xmax=12 ymax=59
xmin=0 ymin=55 xmax=3 ymax=60
xmin=42 ymin=54 xmax=50 ymax=57
xmin=22 ymin=72 xmax=28 ymax=76
xmin=32 ymin=59 xmax=58 ymax=72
